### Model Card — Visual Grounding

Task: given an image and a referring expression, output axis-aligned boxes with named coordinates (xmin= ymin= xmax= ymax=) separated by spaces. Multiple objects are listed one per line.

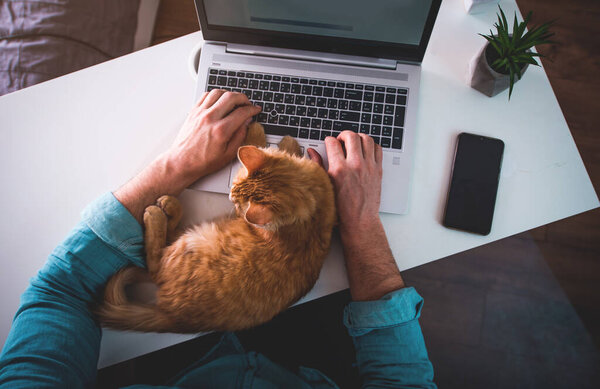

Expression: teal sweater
xmin=0 ymin=193 xmax=436 ymax=388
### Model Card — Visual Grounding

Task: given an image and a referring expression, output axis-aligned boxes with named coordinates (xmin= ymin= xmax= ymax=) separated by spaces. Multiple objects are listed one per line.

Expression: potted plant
xmin=468 ymin=6 xmax=554 ymax=99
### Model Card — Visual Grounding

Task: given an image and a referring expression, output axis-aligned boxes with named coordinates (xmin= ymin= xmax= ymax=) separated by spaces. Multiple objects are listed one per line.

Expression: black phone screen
xmin=443 ymin=133 xmax=504 ymax=235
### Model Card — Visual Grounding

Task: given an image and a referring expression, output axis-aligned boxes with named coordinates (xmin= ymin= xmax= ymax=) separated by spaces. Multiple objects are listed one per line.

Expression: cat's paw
xmin=244 ymin=122 xmax=267 ymax=148
xmin=157 ymin=195 xmax=182 ymax=231
xmin=278 ymin=136 xmax=302 ymax=157
xmin=157 ymin=195 xmax=181 ymax=219
xmin=143 ymin=205 xmax=167 ymax=228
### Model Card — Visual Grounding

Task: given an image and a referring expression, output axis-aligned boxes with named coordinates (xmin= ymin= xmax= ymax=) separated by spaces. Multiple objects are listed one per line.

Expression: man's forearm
xmin=114 ymin=154 xmax=193 ymax=224
xmin=340 ymin=217 xmax=405 ymax=301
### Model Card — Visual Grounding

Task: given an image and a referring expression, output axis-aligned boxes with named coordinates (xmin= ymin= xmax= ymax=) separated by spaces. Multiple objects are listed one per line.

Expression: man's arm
xmin=0 ymin=90 xmax=260 ymax=387
xmin=320 ymin=131 xmax=436 ymax=388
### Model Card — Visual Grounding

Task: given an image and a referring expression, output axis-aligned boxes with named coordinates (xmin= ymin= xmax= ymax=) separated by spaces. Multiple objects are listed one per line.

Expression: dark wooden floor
xmin=98 ymin=1 xmax=600 ymax=387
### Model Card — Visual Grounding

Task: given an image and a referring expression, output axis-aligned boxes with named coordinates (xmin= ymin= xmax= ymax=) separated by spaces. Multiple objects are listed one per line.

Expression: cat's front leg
xmin=278 ymin=136 xmax=303 ymax=157
xmin=143 ymin=205 xmax=167 ymax=277
xmin=156 ymin=195 xmax=183 ymax=243
xmin=244 ymin=122 xmax=267 ymax=148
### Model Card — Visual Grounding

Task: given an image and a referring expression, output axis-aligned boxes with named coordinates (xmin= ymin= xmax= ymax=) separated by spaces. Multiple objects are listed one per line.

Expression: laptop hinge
xmin=226 ymin=44 xmax=398 ymax=70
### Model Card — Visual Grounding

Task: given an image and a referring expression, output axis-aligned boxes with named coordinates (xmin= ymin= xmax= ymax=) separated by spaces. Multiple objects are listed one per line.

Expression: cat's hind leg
xmin=278 ymin=135 xmax=303 ymax=157
xmin=244 ymin=122 xmax=267 ymax=148
xmin=143 ymin=205 xmax=167 ymax=277
xmin=156 ymin=195 xmax=183 ymax=244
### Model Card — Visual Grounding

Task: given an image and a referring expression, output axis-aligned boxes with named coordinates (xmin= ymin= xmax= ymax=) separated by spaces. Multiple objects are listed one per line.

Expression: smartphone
xmin=443 ymin=132 xmax=505 ymax=235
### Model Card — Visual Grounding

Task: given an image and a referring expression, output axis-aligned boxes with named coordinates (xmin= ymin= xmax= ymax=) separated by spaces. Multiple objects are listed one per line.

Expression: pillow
xmin=0 ymin=0 xmax=140 ymax=96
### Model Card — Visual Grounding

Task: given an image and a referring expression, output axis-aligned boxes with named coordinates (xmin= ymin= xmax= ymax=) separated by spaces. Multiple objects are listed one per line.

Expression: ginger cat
xmin=97 ymin=123 xmax=336 ymax=333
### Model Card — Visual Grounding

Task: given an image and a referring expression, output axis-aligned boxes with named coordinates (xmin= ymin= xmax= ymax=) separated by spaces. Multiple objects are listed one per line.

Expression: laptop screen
xmin=195 ymin=0 xmax=441 ymax=62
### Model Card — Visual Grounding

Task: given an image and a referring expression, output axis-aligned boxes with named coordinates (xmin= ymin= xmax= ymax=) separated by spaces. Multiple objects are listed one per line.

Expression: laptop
xmin=190 ymin=0 xmax=441 ymax=214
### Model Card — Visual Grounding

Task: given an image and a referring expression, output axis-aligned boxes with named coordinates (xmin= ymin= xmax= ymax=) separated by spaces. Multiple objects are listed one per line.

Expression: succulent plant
xmin=480 ymin=6 xmax=554 ymax=99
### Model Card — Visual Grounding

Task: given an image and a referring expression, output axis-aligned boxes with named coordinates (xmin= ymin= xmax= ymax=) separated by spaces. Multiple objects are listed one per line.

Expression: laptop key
xmin=252 ymin=91 xmax=263 ymax=100
xmin=371 ymin=125 xmax=381 ymax=135
xmin=310 ymin=130 xmax=320 ymax=139
xmin=210 ymin=69 xmax=218 ymax=74
xmin=362 ymin=102 xmax=372 ymax=112
xmin=300 ymin=117 xmax=311 ymax=127
xmin=396 ymin=95 xmax=407 ymax=105
xmin=255 ymin=74 xmax=263 ymax=79
xmin=397 ymin=88 xmax=408 ymax=95
xmin=392 ymin=128 xmax=403 ymax=149
xmin=285 ymin=105 xmax=296 ymax=115
xmin=275 ymin=104 xmax=285 ymax=113
xmin=242 ymin=89 xmax=252 ymax=99
xmin=328 ymin=110 xmax=339 ymax=120
xmin=249 ymin=80 xmax=259 ymax=89
xmin=263 ymin=124 xmax=298 ymax=138
xmin=345 ymin=90 xmax=362 ymax=100
xmin=334 ymin=89 xmax=344 ymax=98
xmin=306 ymin=97 xmax=316 ymax=106
xmin=385 ymin=105 xmax=394 ymax=115
xmin=383 ymin=116 xmax=393 ymax=126
xmin=299 ymin=128 xmax=309 ymax=138
xmin=263 ymin=92 xmax=274 ymax=102
xmin=340 ymin=111 xmax=360 ymax=122
xmin=327 ymin=99 xmax=338 ymax=109
xmin=307 ymin=107 xmax=318 ymax=117
xmin=317 ymin=98 xmax=327 ymax=108
xmin=364 ymin=92 xmax=374 ymax=101
xmin=386 ymin=94 xmax=396 ymax=104
xmin=270 ymin=82 xmax=280 ymax=92
xmin=264 ymin=103 xmax=274 ymax=112
xmin=280 ymin=83 xmax=291 ymax=93
xmin=394 ymin=106 xmax=406 ymax=126
xmin=361 ymin=113 xmax=371 ymax=123
xmin=381 ymin=137 xmax=392 ymax=148
xmin=311 ymin=119 xmax=322 ymax=129
xmin=372 ymin=115 xmax=382 ymax=124
xmin=259 ymin=81 xmax=269 ymax=90
xmin=373 ymin=104 xmax=383 ymax=113
xmin=322 ymin=120 xmax=333 ymax=130
xmin=302 ymin=85 xmax=312 ymax=95
xmin=382 ymin=126 xmax=393 ymax=137
xmin=289 ymin=116 xmax=300 ymax=126
xmin=285 ymin=94 xmax=295 ymax=104
xmin=372 ymin=136 xmax=381 ymax=145
xmin=323 ymin=88 xmax=334 ymax=97
xmin=264 ymin=74 xmax=272 ymax=80
xmin=208 ymin=75 xmax=217 ymax=85
xmin=273 ymin=75 xmax=281 ymax=81
xmin=312 ymin=86 xmax=323 ymax=96
xmin=375 ymin=93 xmax=385 ymax=102
xmin=320 ymin=131 xmax=331 ymax=140
xmin=297 ymin=107 xmax=308 ymax=116
xmin=228 ymin=78 xmax=238 ymax=87
xmin=360 ymin=124 xmax=370 ymax=134
xmin=274 ymin=93 xmax=284 ymax=103
xmin=295 ymin=95 xmax=306 ymax=105
xmin=217 ymin=76 xmax=227 ymax=86
xmin=334 ymin=121 xmax=359 ymax=132
xmin=219 ymin=70 xmax=227 ymax=75
xmin=291 ymin=84 xmax=301 ymax=94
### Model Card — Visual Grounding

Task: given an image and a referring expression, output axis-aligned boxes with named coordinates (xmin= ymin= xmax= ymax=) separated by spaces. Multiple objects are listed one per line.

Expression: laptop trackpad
xmin=189 ymin=161 xmax=233 ymax=194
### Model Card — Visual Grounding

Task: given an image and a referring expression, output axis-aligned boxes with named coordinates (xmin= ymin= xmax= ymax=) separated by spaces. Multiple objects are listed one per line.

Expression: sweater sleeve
xmin=344 ymin=287 xmax=437 ymax=389
xmin=0 ymin=192 xmax=145 ymax=388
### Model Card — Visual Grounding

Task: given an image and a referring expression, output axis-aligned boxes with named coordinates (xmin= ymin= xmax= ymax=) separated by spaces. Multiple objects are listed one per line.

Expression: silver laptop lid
xmin=194 ymin=0 xmax=441 ymax=63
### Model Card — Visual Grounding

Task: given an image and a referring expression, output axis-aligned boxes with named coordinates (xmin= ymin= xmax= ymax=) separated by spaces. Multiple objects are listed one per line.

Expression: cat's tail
xmin=96 ymin=266 xmax=175 ymax=333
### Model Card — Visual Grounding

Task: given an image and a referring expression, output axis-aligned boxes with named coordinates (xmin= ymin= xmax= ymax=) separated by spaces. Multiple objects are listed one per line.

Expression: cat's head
xmin=229 ymin=146 xmax=321 ymax=229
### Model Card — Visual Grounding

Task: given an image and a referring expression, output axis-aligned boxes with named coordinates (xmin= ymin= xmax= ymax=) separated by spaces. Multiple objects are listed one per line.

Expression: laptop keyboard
xmin=207 ymin=68 xmax=406 ymax=150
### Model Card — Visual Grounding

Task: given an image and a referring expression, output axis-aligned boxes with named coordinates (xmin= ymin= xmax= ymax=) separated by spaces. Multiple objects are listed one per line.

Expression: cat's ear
xmin=238 ymin=146 xmax=266 ymax=174
xmin=245 ymin=202 xmax=273 ymax=226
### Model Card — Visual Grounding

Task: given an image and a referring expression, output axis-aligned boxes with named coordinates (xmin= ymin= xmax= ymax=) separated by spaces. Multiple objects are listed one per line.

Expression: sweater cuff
xmin=81 ymin=192 xmax=145 ymax=267
xmin=343 ymin=287 xmax=424 ymax=337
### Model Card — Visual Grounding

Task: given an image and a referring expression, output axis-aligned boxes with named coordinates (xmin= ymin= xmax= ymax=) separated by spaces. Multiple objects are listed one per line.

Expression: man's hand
xmin=165 ymin=89 xmax=262 ymax=185
xmin=114 ymin=90 xmax=260 ymax=224
xmin=324 ymin=131 xmax=383 ymax=237
xmin=312 ymin=131 xmax=405 ymax=301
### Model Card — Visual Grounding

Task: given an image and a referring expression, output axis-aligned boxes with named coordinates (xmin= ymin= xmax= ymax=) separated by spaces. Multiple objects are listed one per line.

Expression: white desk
xmin=0 ymin=0 xmax=597 ymax=368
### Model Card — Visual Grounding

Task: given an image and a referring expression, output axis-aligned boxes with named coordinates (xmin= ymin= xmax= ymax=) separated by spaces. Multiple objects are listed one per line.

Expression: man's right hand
xmin=323 ymin=131 xmax=383 ymax=237
xmin=310 ymin=131 xmax=405 ymax=301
